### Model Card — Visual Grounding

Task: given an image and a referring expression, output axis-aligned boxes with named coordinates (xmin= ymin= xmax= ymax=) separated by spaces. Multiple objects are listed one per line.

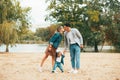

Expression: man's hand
xmin=63 ymin=49 xmax=67 ymax=54
xmin=80 ymin=44 xmax=84 ymax=48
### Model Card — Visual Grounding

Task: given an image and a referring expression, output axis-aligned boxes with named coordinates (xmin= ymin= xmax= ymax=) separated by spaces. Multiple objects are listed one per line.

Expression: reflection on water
xmin=0 ymin=44 xmax=63 ymax=53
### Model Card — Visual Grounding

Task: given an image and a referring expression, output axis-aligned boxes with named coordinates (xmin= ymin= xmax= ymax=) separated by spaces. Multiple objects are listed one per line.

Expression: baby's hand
xmin=63 ymin=49 xmax=67 ymax=54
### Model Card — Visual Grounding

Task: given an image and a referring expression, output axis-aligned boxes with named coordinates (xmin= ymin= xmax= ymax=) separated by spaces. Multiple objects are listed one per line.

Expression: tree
xmin=46 ymin=0 xmax=120 ymax=52
xmin=0 ymin=21 xmax=18 ymax=52
xmin=0 ymin=0 xmax=31 ymax=52
xmin=91 ymin=0 xmax=120 ymax=51
xmin=35 ymin=24 xmax=58 ymax=41
xmin=83 ymin=0 xmax=105 ymax=52
xmin=46 ymin=0 xmax=103 ymax=52
xmin=46 ymin=0 xmax=83 ymax=24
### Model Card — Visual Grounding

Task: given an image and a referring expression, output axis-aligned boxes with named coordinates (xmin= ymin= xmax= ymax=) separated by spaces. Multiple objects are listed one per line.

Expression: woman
xmin=39 ymin=26 xmax=64 ymax=72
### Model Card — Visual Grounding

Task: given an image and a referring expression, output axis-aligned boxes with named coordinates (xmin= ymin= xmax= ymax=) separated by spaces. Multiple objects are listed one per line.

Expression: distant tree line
xmin=35 ymin=24 xmax=58 ymax=41
xmin=20 ymin=24 xmax=58 ymax=43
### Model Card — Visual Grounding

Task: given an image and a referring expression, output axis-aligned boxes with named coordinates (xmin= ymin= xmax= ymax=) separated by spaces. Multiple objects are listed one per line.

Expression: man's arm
xmin=75 ymin=29 xmax=84 ymax=48
xmin=63 ymin=32 xmax=68 ymax=52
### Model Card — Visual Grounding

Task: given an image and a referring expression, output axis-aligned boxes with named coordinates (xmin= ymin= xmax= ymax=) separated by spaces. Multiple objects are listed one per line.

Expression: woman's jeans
xmin=70 ymin=43 xmax=81 ymax=69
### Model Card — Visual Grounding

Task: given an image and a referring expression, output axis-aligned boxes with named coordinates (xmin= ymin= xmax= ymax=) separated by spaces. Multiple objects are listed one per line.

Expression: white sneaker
xmin=38 ymin=66 xmax=42 ymax=72
xmin=68 ymin=69 xmax=74 ymax=73
xmin=73 ymin=70 xmax=78 ymax=74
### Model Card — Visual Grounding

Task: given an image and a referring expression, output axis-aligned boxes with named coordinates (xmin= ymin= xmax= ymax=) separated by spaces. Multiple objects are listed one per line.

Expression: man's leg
xmin=75 ymin=45 xmax=81 ymax=69
xmin=70 ymin=45 xmax=75 ymax=69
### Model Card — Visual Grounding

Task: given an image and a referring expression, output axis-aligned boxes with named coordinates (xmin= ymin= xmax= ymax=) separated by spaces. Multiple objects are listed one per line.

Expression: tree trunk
xmin=94 ymin=41 xmax=99 ymax=52
xmin=6 ymin=44 xmax=9 ymax=52
xmin=100 ymin=39 xmax=105 ymax=52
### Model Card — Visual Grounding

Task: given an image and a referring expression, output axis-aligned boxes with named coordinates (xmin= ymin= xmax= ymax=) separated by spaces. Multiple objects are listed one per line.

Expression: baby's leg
xmin=58 ymin=64 xmax=64 ymax=72
xmin=52 ymin=62 xmax=57 ymax=73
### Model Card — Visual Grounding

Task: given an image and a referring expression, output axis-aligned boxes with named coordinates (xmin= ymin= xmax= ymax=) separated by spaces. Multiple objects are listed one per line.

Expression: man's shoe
xmin=68 ymin=69 xmax=74 ymax=73
xmin=73 ymin=70 xmax=78 ymax=74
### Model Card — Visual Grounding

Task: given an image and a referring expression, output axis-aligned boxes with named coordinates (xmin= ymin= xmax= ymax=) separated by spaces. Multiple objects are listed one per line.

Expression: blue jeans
xmin=52 ymin=61 xmax=63 ymax=72
xmin=69 ymin=43 xmax=81 ymax=69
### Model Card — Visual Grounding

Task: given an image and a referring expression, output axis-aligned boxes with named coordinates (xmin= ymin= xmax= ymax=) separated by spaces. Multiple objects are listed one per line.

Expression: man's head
xmin=64 ymin=23 xmax=71 ymax=32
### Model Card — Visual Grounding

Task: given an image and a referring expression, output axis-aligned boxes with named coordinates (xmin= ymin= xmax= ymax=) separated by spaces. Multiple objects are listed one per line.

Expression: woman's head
xmin=57 ymin=26 xmax=64 ymax=33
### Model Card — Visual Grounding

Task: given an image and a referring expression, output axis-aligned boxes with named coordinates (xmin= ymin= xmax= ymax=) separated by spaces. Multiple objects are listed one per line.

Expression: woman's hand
xmin=48 ymin=45 xmax=52 ymax=51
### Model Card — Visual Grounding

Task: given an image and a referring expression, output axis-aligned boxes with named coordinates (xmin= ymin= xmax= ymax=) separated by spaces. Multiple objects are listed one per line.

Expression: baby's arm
xmin=63 ymin=50 xmax=67 ymax=55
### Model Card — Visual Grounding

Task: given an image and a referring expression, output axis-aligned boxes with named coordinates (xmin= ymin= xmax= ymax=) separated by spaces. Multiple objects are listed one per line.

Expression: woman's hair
xmin=57 ymin=26 xmax=63 ymax=32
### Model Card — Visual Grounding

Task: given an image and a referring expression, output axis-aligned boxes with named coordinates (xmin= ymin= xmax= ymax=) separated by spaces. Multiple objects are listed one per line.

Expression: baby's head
xmin=56 ymin=51 xmax=62 ymax=57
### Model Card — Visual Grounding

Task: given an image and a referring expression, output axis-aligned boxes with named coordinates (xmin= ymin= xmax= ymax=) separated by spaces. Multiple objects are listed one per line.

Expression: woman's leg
xmin=51 ymin=47 xmax=56 ymax=67
xmin=52 ymin=56 xmax=55 ymax=67
xmin=40 ymin=54 xmax=49 ymax=67
xmin=40 ymin=46 xmax=50 ymax=67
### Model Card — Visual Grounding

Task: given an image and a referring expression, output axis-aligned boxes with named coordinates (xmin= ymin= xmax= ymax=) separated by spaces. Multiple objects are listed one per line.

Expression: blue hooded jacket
xmin=49 ymin=32 xmax=62 ymax=49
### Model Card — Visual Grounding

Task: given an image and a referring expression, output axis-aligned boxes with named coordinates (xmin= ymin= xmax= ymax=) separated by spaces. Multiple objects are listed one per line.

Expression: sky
xmin=20 ymin=0 xmax=120 ymax=32
xmin=20 ymin=0 xmax=51 ymax=31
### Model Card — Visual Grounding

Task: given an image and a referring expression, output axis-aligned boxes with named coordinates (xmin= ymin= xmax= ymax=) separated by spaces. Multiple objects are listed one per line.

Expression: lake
xmin=0 ymin=44 xmax=64 ymax=53
xmin=0 ymin=44 xmax=114 ymax=53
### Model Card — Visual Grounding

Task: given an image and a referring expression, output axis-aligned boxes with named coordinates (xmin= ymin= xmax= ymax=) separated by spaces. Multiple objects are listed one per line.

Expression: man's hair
xmin=64 ymin=23 xmax=71 ymax=27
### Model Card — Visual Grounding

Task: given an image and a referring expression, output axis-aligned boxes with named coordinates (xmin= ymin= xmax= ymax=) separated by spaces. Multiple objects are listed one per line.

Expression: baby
xmin=52 ymin=51 xmax=65 ymax=73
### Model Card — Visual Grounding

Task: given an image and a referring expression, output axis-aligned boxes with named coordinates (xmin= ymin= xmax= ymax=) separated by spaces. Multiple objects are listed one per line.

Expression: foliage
xmin=101 ymin=0 xmax=120 ymax=50
xmin=35 ymin=24 xmax=58 ymax=41
xmin=0 ymin=0 xmax=31 ymax=52
xmin=0 ymin=21 xmax=18 ymax=52
xmin=46 ymin=0 xmax=120 ymax=52
xmin=46 ymin=0 xmax=84 ymax=26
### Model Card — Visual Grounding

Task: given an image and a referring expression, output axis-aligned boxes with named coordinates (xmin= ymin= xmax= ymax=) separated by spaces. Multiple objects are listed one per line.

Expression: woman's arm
xmin=49 ymin=33 xmax=59 ymax=45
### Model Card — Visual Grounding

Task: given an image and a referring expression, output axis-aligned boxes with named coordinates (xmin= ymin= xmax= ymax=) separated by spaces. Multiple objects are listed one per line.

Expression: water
xmin=0 ymin=44 xmax=45 ymax=53
xmin=0 ymin=44 xmax=64 ymax=53
xmin=0 ymin=44 xmax=114 ymax=53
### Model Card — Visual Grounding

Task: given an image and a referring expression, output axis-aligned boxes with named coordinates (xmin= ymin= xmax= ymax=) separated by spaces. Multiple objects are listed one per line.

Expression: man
xmin=64 ymin=23 xmax=83 ymax=74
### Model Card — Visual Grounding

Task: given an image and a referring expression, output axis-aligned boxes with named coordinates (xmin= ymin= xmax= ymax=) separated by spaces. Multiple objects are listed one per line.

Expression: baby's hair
xmin=56 ymin=51 xmax=61 ymax=57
